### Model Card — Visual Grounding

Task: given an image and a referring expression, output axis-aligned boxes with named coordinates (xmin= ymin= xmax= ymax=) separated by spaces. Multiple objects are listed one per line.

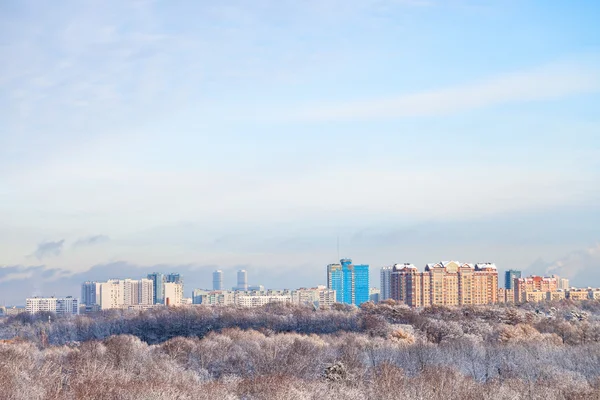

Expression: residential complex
xmin=511 ymin=275 xmax=576 ymax=303
xmin=514 ymin=275 xmax=558 ymax=303
xmin=390 ymin=261 xmax=498 ymax=307
xmin=26 ymin=297 xmax=79 ymax=315
xmin=191 ymin=286 xmax=336 ymax=308
xmin=80 ymin=277 xmax=182 ymax=310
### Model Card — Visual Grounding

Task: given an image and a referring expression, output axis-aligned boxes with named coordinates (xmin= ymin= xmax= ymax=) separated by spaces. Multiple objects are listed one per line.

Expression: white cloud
xmin=291 ymin=59 xmax=600 ymax=121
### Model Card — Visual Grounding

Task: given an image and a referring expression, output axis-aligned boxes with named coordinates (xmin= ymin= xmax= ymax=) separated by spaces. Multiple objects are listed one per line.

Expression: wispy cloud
xmin=73 ymin=235 xmax=110 ymax=248
xmin=31 ymin=240 xmax=65 ymax=260
xmin=292 ymin=60 xmax=600 ymax=121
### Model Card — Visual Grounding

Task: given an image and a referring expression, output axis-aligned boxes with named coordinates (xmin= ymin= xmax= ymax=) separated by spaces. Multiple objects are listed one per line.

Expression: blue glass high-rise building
xmin=327 ymin=259 xmax=370 ymax=305
xmin=353 ymin=264 xmax=370 ymax=305
xmin=166 ymin=273 xmax=183 ymax=284
xmin=327 ymin=263 xmax=344 ymax=303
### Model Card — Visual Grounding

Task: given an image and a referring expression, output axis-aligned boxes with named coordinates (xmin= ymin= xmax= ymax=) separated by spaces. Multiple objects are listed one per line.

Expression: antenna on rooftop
xmin=337 ymin=235 xmax=340 ymax=261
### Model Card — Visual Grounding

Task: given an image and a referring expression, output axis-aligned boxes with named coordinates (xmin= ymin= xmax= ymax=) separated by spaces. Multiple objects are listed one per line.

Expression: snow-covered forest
xmin=2 ymin=300 xmax=600 ymax=399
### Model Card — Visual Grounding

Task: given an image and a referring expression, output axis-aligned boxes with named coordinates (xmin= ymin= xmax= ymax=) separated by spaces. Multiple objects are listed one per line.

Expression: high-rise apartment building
xmin=97 ymin=278 xmax=154 ymax=309
xmin=504 ymin=270 xmax=521 ymax=290
xmin=326 ymin=259 xmax=370 ymax=306
xmin=380 ymin=266 xmax=394 ymax=301
xmin=164 ymin=282 xmax=184 ymax=306
xmin=137 ymin=279 xmax=154 ymax=305
xmin=391 ymin=261 xmax=498 ymax=307
xmin=81 ymin=281 xmax=101 ymax=306
xmin=26 ymin=296 xmax=79 ymax=315
xmin=327 ymin=263 xmax=343 ymax=303
xmin=552 ymin=275 xmax=570 ymax=290
xmin=99 ymin=279 xmax=124 ymax=309
xmin=213 ymin=270 xmax=223 ymax=291
xmin=147 ymin=273 xmax=165 ymax=304
xmin=236 ymin=270 xmax=248 ymax=291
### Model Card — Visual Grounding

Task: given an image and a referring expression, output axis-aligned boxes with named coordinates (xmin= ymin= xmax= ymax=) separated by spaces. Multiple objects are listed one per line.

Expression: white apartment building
xmin=26 ymin=297 xmax=79 ymax=315
xmin=192 ymin=290 xmax=236 ymax=305
xmin=192 ymin=287 xmax=336 ymax=308
xmin=235 ymin=295 xmax=292 ymax=307
xmin=294 ymin=286 xmax=337 ymax=307
xmin=164 ymin=282 xmax=183 ymax=306
xmin=56 ymin=297 xmax=79 ymax=315
xmin=96 ymin=279 xmax=155 ymax=310
xmin=99 ymin=279 xmax=124 ymax=309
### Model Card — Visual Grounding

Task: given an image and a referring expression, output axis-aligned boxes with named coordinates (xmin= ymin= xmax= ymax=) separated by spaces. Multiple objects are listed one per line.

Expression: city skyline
xmin=1 ymin=1 xmax=599 ymax=304
xmin=2 ymin=257 xmax=600 ymax=306
xmin=4 ymin=258 xmax=594 ymax=307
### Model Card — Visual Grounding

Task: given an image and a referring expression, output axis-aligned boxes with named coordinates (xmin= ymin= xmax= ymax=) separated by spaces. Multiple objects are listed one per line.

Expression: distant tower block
xmin=213 ymin=270 xmax=223 ymax=291
xmin=237 ymin=270 xmax=248 ymax=291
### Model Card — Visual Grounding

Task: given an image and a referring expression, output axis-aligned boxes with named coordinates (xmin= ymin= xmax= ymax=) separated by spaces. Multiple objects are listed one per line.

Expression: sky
xmin=1 ymin=0 xmax=600 ymax=304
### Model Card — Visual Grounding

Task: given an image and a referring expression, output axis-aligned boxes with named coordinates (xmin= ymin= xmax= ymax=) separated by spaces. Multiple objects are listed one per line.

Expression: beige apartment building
xmin=164 ymin=282 xmax=184 ymax=306
xmin=391 ymin=261 xmax=498 ymax=307
xmin=514 ymin=276 xmax=558 ymax=303
xmin=497 ymin=288 xmax=515 ymax=304
xmin=567 ymin=289 xmax=589 ymax=301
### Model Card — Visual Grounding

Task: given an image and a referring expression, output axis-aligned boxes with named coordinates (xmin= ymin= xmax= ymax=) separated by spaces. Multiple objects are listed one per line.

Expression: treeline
xmin=2 ymin=300 xmax=600 ymax=347
xmin=1 ymin=301 xmax=600 ymax=399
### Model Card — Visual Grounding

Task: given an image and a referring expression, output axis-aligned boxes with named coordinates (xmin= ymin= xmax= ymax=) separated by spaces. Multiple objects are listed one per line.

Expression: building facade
xmin=164 ymin=282 xmax=184 ymax=306
xmin=514 ymin=276 xmax=558 ymax=303
xmin=147 ymin=273 xmax=165 ymax=304
xmin=166 ymin=273 xmax=183 ymax=284
xmin=391 ymin=261 xmax=498 ymax=307
xmin=81 ymin=281 xmax=101 ymax=306
xmin=213 ymin=270 xmax=223 ymax=291
xmin=26 ymin=297 xmax=79 ymax=315
xmin=326 ymin=259 xmax=370 ymax=306
xmin=236 ymin=270 xmax=248 ymax=291
xmin=327 ymin=263 xmax=343 ymax=303
xmin=380 ymin=266 xmax=394 ymax=301
xmin=95 ymin=279 xmax=155 ymax=309
xmin=294 ymin=286 xmax=337 ymax=307
xmin=504 ymin=270 xmax=522 ymax=290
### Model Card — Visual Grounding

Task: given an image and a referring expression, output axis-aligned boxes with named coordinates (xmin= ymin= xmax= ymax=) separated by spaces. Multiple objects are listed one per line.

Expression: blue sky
xmin=1 ymin=0 xmax=599 ymax=304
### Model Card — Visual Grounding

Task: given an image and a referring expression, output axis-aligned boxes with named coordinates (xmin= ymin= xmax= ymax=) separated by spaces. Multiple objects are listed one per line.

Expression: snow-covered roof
xmin=393 ymin=263 xmax=417 ymax=271
xmin=475 ymin=263 xmax=497 ymax=270
xmin=441 ymin=260 xmax=461 ymax=268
